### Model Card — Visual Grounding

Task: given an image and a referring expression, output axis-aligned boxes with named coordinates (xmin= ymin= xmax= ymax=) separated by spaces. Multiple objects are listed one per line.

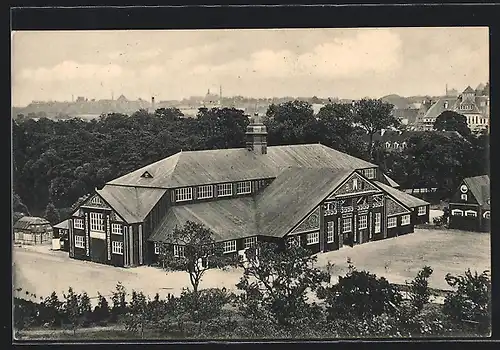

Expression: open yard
xmin=13 ymin=228 xmax=490 ymax=305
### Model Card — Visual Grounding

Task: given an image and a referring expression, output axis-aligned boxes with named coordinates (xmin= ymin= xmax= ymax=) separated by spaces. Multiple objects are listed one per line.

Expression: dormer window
xmin=363 ymin=168 xmax=376 ymax=179
xmin=90 ymin=196 xmax=103 ymax=205
xmin=141 ymin=171 xmax=153 ymax=178
xmin=444 ymin=101 xmax=449 ymax=108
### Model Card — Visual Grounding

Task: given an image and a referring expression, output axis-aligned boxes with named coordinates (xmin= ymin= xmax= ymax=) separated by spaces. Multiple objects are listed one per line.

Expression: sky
xmin=11 ymin=27 xmax=489 ymax=107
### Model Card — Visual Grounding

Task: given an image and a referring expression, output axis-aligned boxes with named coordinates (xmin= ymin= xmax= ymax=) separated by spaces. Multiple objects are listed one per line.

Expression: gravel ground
xmin=13 ymin=228 xmax=490 ymax=305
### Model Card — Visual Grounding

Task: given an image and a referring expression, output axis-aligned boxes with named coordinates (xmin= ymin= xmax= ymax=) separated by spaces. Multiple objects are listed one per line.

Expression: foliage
xmin=443 ymin=269 xmax=491 ymax=334
xmin=406 ymin=266 xmax=434 ymax=313
xmin=318 ymin=264 xmax=402 ymax=320
xmin=434 ymin=111 xmax=471 ymax=137
xmin=39 ymin=291 xmax=63 ymax=327
xmin=62 ymin=287 xmax=81 ymax=334
xmin=13 ymin=192 xmax=30 ymax=215
xmin=44 ymin=202 xmax=60 ymax=225
xmin=124 ymin=291 xmax=150 ymax=338
xmin=110 ymin=282 xmax=128 ymax=322
xmin=92 ymin=293 xmax=110 ymax=324
xmin=157 ymin=221 xmax=238 ymax=293
xmin=351 ymin=98 xmax=399 ymax=158
xmin=236 ymin=242 xmax=330 ymax=330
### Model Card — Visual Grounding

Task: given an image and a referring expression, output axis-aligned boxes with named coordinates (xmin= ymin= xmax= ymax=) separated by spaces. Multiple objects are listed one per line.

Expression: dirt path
xmin=13 ymin=228 xmax=490 ymax=303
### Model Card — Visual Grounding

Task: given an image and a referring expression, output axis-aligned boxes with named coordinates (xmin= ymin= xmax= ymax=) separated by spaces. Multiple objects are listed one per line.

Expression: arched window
xmin=385 ymin=142 xmax=391 ymax=149
xmin=483 ymin=211 xmax=490 ymax=219
xmin=393 ymin=142 xmax=399 ymax=149
xmin=451 ymin=209 xmax=463 ymax=216
xmin=465 ymin=210 xmax=477 ymax=217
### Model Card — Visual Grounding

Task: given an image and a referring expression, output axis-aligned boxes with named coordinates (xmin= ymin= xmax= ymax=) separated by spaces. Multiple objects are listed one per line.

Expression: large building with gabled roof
xmin=67 ymin=117 xmax=430 ymax=267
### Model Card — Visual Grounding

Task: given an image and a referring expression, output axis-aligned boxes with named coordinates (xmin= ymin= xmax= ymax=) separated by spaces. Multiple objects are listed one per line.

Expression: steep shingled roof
xmin=463 ymin=175 xmax=490 ymax=209
xmin=108 ymin=144 xmax=377 ymax=189
xmin=96 ymin=185 xmax=167 ymax=223
xmin=148 ymin=197 xmax=258 ymax=243
xmin=373 ymin=181 xmax=429 ymax=208
xmin=13 ymin=216 xmax=51 ymax=230
xmin=255 ymin=167 xmax=353 ymax=238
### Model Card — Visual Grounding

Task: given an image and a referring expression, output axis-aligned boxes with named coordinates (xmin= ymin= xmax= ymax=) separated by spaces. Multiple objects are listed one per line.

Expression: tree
xmin=13 ymin=192 xmax=30 ymax=215
xmin=316 ymin=103 xmax=368 ymax=158
xmin=92 ymin=293 xmax=110 ymax=324
xmin=406 ymin=266 xmax=433 ymax=313
xmin=352 ymin=99 xmax=399 ymax=159
xmin=443 ymin=269 xmax=491 ymax=334
xmin=434 ymin=111 xmax=471 ymax=137
xmin=124 ymin=291 xmax=150 ymax=338
xmin=318 ymin=264 xmax=402 ymax=321
xmin=44 ymin=202 xmax=60 ymax=225
xmin=264 ymin=100 xmax=319 ymax=145
xmin=157 ymin=221 xmax=237 ymax=294
xmin=62 ymin=287 xmax=81 ymax=335
xmin=110 ymin=282 xmax=128 ymax=322
xmin=236 ymin=242 xmax=330 ymax=331
xmin=40 ymin=291 xmax=63 ymax=327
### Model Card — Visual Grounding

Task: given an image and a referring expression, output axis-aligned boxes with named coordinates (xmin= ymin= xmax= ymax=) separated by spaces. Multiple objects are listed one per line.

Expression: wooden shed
xmin=13 ymin=216 xmax=53 ymax=245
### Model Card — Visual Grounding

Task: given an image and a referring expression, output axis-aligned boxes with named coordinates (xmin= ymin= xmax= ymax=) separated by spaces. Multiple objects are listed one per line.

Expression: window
xmin=306 ymin=232 xmax=319 ymax=245
xmin=393 ymin=142 xmax=399 ymax=149
xmin=358 ymin=215 xmax=368 ymax=229
xmin=197 ymin=185 xmax=213 ymax=199
xmin=461 ymin=194 xmax=467 ymax=201
xmin=401 ymin=214 xmax=411 ymax=226
xmin=89 ymin=212 xmax=104 ymax=232
xmin=218 ymin=183 xmax=233 ymax=197
xmin=352 ymin=178 xmax=358 ymax=191
xmin=223 ymin=240 xmax=237 ymax=253
xmin=74 ymin=218 xmax=84 ymax=230
xmin=175 ymin=187 xmax=193 ymax=202
xmin=451 ymin=209 xmax=463 ymax=216
xmin=483 ymin=211 xmax=490 ymax=219
xmin=418 ymin=206 xmax=427 ymax=216
xmin=173 ymin=245 xmax=185 ymax=258
xmin=154 ymin=242 xmax=160 ymax=255
xmin=75 ymin=235 xmax=85 ymax=248
xmin=342 ymin=218 xmax=352 ymax=233
xmin=465 ymin=210 xmax=477 ymax=217
xmin=244 ymin=236 xmax=257 ymax=249
xmin=364 ymin=168 xmax=376 ymax=179
xmin=388 ymin=217 xmax=397 ymax=228
xmin=90 ymin=196 xmax=103 ymax=205
xmin=112 ymin=241 xmax=123 ymax=255
xmin=111 ymin=223 xmax=122 ymax=235
xmin=385 ymin=142 xmax=391 ymax=149
xmin=236 ymin=181 xmax=252 ymax=195
xmin=327 ymin=221 xmax=335 ymax=243
xmin=374 ymin=213 xmax=381 ymax=234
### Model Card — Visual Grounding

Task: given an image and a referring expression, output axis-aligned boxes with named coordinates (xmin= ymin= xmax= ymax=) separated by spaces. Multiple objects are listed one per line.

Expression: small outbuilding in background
xmin=13 ymin=216 xmax=53 ymax=245
xmin=52 ymin=219 xmax=70 ymax=251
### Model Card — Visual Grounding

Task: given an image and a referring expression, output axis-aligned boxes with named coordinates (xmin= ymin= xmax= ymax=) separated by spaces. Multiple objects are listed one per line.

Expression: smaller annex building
xmin=13 ymin=216 xmax=53 ymax=245
xmin=53 ymin=219 xmax=70 ymax=251
xmin=448 ymin=175 xmax=490 ymax=232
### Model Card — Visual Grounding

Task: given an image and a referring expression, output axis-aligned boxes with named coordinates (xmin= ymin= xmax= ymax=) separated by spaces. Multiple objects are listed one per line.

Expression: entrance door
xmin=90 ymin=238 xmax=106 ymax=264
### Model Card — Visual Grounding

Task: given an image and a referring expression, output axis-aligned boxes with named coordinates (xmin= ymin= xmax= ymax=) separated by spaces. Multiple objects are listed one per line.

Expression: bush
xmin=443 ymin=269 xmax=491 ymax=335
xmin=319 ymin=267 xmax=403 ymax=321
xmin=407 ymin=266 xmax=433 ymax=313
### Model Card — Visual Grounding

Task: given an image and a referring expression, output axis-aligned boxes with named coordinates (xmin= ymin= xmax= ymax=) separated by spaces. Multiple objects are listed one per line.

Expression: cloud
xmin=190 ymin=29 xmax=403 ymax=79
xmin=19 ymin=61 xmax=126 ymax=82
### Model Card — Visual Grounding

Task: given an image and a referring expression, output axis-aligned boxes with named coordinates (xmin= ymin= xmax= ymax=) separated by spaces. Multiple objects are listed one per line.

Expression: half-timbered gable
xmin=327 ymin=171 xmax=379 ymax=199
xmin=289 ymin=206 xmax=321 ymax=235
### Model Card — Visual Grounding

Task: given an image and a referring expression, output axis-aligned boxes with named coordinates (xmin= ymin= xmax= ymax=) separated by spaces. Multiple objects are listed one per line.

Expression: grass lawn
xmin=13 ymin=228 xmax=490 ymax=304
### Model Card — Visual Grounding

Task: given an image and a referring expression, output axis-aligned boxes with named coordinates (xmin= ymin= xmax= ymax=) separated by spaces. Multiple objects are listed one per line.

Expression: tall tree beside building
xmin=351 ymin=99 xmax=399 ymax=160
xmin=316 ymin=103 xmax=368 ymax=159
xmin=264 ymin=100 xmax=319 ymax=145
xmin=433 ymin=111 xmax=471 ymax=138
xmin=157 ymin=221 xmax=237 ymax=294
xmin=44 ymin=202 xmax=60 ymax=225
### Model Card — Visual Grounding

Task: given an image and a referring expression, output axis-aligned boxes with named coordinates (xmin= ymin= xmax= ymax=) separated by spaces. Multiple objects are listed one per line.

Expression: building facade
xmin=68 ymin=118 xmax=430 ymax=268
xmin=415 ymin=84 xmax=490 ymax=133
xmin=448 ymin=175 xmax=490 ymax=232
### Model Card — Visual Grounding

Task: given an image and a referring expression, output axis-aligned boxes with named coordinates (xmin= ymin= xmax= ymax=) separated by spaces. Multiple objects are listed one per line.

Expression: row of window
xmin=73 ymin=216 xmax=123 ymax=234
xmin=175 ymin=181 xmax=252 ymax=202
xmin=362 ymin=168 xmax=376 ymax=179
xmin=74 ymin=236 xmax=123 ymax=254
xmin=385 ymin=141 xmax=407 ymax=150
xmin=451 ymin=209 xmax=490 ymax=218
xmin=154 ymin=236 xmax=259 ymax=256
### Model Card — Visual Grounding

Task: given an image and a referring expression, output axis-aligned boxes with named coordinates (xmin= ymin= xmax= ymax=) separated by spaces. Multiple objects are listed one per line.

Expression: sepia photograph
xmin=11 ymin=24 xmax=491 ymax=341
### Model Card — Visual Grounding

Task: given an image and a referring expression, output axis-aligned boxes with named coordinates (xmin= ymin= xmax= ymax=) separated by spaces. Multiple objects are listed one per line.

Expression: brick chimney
xmin=246 ymin=113 xmax=268 ymax=154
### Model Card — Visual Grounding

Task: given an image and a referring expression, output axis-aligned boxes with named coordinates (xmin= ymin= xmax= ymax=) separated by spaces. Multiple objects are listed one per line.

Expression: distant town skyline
xmin=11 ymin=27 xmax=489 ymax=107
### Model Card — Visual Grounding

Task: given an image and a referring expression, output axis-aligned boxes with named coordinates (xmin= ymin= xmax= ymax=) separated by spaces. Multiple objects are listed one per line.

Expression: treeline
xmin=14 ymin=243 xmax=491 ymax=339
xmin=13 ymin=100 xmax=488 ymax=221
